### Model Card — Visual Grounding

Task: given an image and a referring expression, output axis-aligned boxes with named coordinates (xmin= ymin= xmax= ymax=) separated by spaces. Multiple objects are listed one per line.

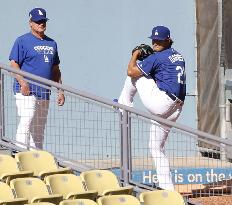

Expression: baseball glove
xmin=132 ymin=44 xmax=154 ymax=61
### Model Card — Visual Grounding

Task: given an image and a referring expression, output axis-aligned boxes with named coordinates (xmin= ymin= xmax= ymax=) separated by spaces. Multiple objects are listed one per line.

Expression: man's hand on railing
xmin=20 ymin=81 xmax=30 ymax=96
xmin=57 ymin=91 xmax=65 ymax=106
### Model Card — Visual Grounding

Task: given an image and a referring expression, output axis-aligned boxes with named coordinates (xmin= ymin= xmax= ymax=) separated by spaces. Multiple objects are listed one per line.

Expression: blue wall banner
xmin=131 ymin=168 xmax=232 ymax=185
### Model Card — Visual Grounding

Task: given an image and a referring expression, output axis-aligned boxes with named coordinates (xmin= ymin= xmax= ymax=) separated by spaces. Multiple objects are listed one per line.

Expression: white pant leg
xmin=149 ymin=122 xmax=174 ymax=190
xmin=15 ymin=93 xmax=37 ymax=148
xmin=149 ymin=104 xmax=182 ymax=190
xmin=30 ymin=99 xmax=49 ymax=149
xmin=119 ymin=76 xmax=183 ymax=190
xmin=118 ymin=76 xmax=137 ymax=107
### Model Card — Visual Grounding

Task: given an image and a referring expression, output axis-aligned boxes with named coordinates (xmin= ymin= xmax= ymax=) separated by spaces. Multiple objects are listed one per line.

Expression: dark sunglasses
xmin=33 ymin=19 xmax=47 ymax=24
xmin=152 ymin=39 xmax=170 ymax=45
xmin=152 ymin=39 xmax=165 ymax=45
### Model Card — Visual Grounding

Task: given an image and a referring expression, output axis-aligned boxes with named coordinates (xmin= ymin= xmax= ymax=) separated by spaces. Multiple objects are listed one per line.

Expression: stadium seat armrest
xmin=0 ymin=198 xmax=28 ymax=205
xmin=1 ymin=171 xmax=34 ymax=184
xmin=102 ymin=186 xmax=133 ymax=195
xmin=67 ymin=190 xmax=98 ymax=200
xmin=18 ymin=170 xmax=34 ymax=175
xmin=39 ymin=167 xmax=72 ymax=178
xmin=31 ymin=194 xmax=63 ymax=203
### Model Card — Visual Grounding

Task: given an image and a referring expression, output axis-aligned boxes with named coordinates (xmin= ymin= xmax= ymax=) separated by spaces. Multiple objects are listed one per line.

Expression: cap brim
xmin=31 ymin=17 xmax=49 ymax=22
xmin=148 ymin=36 xmax=170 ymax=41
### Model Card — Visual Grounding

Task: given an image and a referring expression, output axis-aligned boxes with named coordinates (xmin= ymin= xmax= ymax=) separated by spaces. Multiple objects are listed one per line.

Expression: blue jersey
xmin=137 ymin=48 xmax=186 ymax=101
xmin=9 ymin=32 xmax=60 ymax=100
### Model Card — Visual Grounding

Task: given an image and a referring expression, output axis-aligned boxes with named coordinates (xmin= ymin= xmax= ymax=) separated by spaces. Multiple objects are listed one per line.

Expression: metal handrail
xmin=1 ymin=62 xmax=232 ymax=147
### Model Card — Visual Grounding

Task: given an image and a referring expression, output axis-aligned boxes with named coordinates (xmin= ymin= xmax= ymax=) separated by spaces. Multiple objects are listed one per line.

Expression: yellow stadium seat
xmin=0 ymin=181 xmax=28 ymax=205
xmin=15 ymin=150 xmax=71 ymax=178
xmin=10 ymin=177 xmax=63 ymax=204
xmin=97 ymin=195 xmax=141 ymax=205
xmin=0 ymin=154 xmax=33 ymax=184
xmin=140 ymin=190 xmax=185 ymax=205
xmin=59 ymin=199 xmax=98 ymax=205
xmin=80 ymin=170 xmax=133 ymax=196
xmin=45 ymin=174 xmax=98 ymax=200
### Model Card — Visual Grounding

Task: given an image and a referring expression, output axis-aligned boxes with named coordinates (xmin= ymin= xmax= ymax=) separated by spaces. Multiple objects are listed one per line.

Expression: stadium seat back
xmin=15 ymin=151 xmax=58 ymax=176
xmin=0 ymin=181 xmax=28 ymax=205
xmin=0 ymin=181 xmax=15 ymax=201
xmin=140 ymin=190 xmax=185 ymax=205
xmin=10 ymin=177 xmax=50 ymax=202
xmin=0 ymin=154 xmax=19 ymax=174
xmin=80 ymin=170 xmax=120 ymax=194
xmin=97 ymin=195 xmax=141 ymax=205
xmin=0 ymin=154 xmax=34 ymax=184
xmin=60 ymin=199 xmax=98 ymax=205
xmin=45 ymin=174 xmax=85 ymax=197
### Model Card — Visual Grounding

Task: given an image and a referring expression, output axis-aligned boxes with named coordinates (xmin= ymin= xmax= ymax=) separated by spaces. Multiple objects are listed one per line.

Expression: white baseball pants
xmin=118 ymin=76 xmax=183 ymax=190
xmin=15 ymin=93 xmax=49 ymax=149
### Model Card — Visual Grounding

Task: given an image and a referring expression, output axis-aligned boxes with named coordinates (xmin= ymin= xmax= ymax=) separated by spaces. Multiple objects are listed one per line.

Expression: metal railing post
xmin=0 ymin=70 xmax=3 ymax=140
xmin=120 ymin=109 xmax=131 ymax=186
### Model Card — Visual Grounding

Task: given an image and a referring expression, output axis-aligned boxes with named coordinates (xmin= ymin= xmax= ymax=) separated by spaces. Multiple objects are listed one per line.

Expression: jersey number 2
xmin=176 ymin=66 xmax=185 ymax=84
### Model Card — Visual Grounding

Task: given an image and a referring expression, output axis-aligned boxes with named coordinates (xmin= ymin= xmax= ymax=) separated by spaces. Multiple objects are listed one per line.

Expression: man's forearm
xmin=52 ymin=64 xmax=63 ymax=83
xmin=127 ymin=50 xmax=142 ymax=77
xmin=10 ymin=60 xmax=27 ymax=86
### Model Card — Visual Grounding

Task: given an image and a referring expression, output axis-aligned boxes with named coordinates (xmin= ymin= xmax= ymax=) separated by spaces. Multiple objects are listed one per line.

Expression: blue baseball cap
xmin=29 ymin=8 xmax=49 ymax=22
xmin=149 ymin=26 xmax=171 ymax=40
